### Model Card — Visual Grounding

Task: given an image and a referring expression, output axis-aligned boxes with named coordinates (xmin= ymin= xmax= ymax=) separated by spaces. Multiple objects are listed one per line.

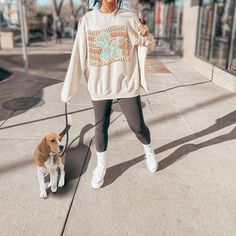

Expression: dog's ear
xmin=38 ymin=137 xmax=50 ymax=157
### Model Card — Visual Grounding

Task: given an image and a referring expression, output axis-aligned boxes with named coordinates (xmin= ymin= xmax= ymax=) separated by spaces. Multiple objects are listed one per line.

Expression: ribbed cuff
xmin=143 ymin=143 xmax=152 ymax=153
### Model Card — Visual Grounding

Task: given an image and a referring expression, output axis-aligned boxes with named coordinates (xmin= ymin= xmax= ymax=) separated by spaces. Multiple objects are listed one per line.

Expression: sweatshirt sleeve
xmin=129 ymin=13 xmax=156 ymax=54
xmin=61 ymin=16 xmax=87 ymax=103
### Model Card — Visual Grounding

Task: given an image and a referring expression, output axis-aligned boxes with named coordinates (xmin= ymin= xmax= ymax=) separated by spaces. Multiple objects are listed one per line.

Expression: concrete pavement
xmin=0 ymin=44 xmax=236 ymax=235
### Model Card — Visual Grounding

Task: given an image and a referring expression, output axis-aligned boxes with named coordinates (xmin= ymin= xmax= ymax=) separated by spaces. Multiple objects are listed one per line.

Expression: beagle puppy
xmin=34 ymin=116 xmax=72 ymax=199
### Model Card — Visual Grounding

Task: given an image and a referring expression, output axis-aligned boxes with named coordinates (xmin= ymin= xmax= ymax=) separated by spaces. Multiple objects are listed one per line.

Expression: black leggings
xmin=92 ymin=95 xmax=151 ymax=152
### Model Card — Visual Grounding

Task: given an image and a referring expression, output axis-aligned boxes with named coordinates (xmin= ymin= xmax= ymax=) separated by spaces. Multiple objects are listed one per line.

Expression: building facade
xmin=182 ymin=0 xmax=236 ymax=91
xmin=0 ymin=0 xmax=18 ymax=26
xmin=136 ymin=0 xmax=236 ymax=91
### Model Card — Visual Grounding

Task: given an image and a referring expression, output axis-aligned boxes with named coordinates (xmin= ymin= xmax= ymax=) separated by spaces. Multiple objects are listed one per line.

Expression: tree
xmin=69 ymin=0 xmax=87 ymax=21
xmin=52 ymin=0 xmax=65 ymax=18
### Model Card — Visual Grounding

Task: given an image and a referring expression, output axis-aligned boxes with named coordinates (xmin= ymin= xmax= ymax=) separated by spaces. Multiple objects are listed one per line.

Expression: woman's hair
xmin=93 ymin=0 xmax=123 ymax=13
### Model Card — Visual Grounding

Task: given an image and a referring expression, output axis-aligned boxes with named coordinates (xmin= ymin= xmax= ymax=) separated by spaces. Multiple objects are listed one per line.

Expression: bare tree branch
xmin=51 ymin=0 xmax=65 ymax=17
xmin=69 ymin=0 xmax=75 ymax=16
xmin=57 ymin=0 xmax=65 ymax=16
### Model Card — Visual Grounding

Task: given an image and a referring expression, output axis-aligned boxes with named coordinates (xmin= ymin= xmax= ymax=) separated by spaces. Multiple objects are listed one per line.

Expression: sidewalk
xmin=0 ymin=38 xmax=74 ymax=55
xmin=0 ymin=45 xmax=236 ymax=235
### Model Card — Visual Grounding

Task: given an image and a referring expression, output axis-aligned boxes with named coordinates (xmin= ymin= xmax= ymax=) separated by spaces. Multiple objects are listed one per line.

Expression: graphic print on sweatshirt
xmin=88 ymin=25 xmax=130 ymax=66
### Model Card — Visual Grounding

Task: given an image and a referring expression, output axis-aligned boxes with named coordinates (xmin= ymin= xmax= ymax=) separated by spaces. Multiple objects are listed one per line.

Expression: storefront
xmin=196 ymin=0 xmax=236 ymax=72
xmin=157 ymin=0 xmax=184 ymax=55
xmin=182 ymin=0 xmax=236 ymax=91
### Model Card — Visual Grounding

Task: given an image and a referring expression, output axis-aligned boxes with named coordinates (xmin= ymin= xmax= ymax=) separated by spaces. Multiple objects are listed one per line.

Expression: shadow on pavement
xmin=158 ymin=110 xmax=236 ymax=170
xmin=103 ymin=155 xmax=145 ymax=187
xmin=0 ymin=54 xmax=70 ymax=72
xmin=0 ymin=79 xmax=214 ymax=131
xmin=103 ymin=110 xmax=236 ymax=187
xmin=0 ymin=72 xmax=61 ymax=123
xmin=55 ymin=124 xmax=94 ymax=196
xmin=0 ymin=53 xmax=70 ymax=124
xmin=0 ymin=106 xmax=93 ymax=130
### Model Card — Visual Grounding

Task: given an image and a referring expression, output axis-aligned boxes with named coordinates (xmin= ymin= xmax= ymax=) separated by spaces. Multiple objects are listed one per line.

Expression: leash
xmin=61 ymin=102 xmax=69 ymax=156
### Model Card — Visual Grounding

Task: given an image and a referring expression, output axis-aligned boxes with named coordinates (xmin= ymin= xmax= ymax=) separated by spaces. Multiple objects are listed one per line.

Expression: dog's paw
xmin=40 ymin=192 xmax=47 ymax=199
xmin=58 ymin=178 xmax=65 ymax=187
xmin=51 ymin=186 xmax=57 ymax=193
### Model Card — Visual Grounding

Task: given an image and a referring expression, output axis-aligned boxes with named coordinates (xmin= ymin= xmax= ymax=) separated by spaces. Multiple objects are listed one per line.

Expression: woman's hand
xmin=137 ymin=22 xmax=150 ymax=37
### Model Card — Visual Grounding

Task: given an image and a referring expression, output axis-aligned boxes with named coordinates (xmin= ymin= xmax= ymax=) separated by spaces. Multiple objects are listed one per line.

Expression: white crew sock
xmin=96 ymin=150 xmax=107 ymax=168
xmin=142 ymin=142 xmax=152 ymax=153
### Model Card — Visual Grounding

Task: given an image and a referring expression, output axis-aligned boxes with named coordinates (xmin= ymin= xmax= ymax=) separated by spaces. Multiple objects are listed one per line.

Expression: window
xmin=161 ymin=0 xmax=184 ymax=55
xmin=211 ymin=0 xmax=235 ymax=67
xmin=196 ymin=0 xmax=236 ymax=72
xmin=196 ymin=0 xmax=214 ymax=59
xmin=229 ymin=28 xmax=236 ymax=71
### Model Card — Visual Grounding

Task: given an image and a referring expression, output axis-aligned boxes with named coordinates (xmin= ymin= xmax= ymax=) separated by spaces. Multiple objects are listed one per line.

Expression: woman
xmin=61 ymin=0 xmax=158 ymax=189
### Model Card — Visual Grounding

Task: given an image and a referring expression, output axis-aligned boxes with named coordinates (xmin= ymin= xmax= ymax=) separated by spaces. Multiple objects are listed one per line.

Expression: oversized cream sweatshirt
xmin=61 ymin=7 xmax=155 ymax=102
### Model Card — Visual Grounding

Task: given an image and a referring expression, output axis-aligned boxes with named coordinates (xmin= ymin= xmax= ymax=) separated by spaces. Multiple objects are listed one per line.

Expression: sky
xmin=37 ymin=0 xmax=50 ymax=6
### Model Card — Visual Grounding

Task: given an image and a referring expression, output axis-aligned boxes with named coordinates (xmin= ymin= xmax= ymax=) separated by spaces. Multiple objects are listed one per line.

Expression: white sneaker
xmin=91 ymin=165 xmax=106 ymax=189
xmin=145 ymin=149 xmax=158 ymax=172
xmin=91 ymin=150 xmax=107 ymax=189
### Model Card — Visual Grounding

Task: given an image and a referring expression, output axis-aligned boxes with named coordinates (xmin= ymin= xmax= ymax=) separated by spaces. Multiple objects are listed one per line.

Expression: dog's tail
xmin=59 ymin=115 xmax=72 ymax=139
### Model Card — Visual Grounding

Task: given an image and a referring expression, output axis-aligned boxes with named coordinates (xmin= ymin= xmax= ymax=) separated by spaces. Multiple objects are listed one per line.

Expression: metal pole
xmin=17 ymin=0 xmax=29 ymax=80
xmin=209 ymin=1 xmax=217 ymax=61
xmin=227 ymin=0 xmax=236 ymax=70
